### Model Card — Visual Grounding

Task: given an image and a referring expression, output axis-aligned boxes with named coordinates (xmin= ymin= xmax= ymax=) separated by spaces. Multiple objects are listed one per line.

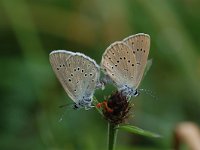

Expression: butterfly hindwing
xmin=123 ymin=33 xmax=150 ymax=88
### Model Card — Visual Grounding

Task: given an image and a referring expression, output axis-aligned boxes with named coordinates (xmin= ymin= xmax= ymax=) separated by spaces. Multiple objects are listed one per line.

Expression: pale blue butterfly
xmin=101 ymin=33 xmax=150 ymax=97
xmin=49 ymin=50 xmax=100 ymax=110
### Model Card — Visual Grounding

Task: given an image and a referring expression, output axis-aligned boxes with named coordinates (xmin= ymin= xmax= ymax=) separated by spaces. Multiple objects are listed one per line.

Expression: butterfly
xmin=49 ymin=50 xmax=100 ymax=110
xmin=101 ymin=33 xmax=150 ymax=97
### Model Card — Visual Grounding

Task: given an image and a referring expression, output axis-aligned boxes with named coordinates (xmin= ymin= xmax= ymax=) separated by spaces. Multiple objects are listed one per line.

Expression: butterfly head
xmin=133 ymin=89 xmax=139 ymax=97
xmin=73 ymin=104 xmax=80 ymax=110
xmin=73 ymin=96 xmax=93 ymax=110
xmin=120 ymin=85 xmax=139 ymax=98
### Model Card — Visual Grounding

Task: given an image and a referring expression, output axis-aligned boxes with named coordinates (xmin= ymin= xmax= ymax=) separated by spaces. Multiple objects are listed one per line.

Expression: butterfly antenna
xmin=58 ymin=108 xmax=68 ymax=122
xmin=59 ymin=113 xmax=64 ymax=122
xmin=59 ymin=103 xmax=70 ymax=108
xmin=139 ymin=88 xmax=157 ymax=100
xmin=58 ymin=103 xmax=74 ymax=122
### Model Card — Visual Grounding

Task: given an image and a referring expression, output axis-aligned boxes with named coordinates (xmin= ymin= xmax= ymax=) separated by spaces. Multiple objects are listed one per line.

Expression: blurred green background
xmin=1 ymin=0 xmax=200 ymax=149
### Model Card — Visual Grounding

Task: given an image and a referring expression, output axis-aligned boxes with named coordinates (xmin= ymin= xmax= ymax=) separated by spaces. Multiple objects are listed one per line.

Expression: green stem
xmin=93 ymin=97 xmax=103 ymax=116
xmin=108 ymin=123 xmax=118 ymax=150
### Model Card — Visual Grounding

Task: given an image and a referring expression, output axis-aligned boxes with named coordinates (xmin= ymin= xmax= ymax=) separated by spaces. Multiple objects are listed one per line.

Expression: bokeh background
xmin=1 ymin=0 xmax=200 ymax=149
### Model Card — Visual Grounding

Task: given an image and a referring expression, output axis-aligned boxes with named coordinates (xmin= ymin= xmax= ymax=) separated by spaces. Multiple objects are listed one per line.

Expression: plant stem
xmin=108 ymin=123 xmax=118 ymax=150
xmin=93 ymin=97 xmax=103 ymax=116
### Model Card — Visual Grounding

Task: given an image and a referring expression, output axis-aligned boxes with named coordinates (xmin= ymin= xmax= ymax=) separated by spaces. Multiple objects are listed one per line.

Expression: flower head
xmin=98 ymin=91 xmax=133 ymax=125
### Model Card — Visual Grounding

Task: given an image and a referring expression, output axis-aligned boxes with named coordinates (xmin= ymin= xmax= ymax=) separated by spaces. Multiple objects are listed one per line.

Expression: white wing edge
xmin=50 ymin=50 xmax=100 ymax=69
xmin=123 ymin=33 xmax=150 ymax=42
xmin=50 ymin=49 xmax=75 ymax=55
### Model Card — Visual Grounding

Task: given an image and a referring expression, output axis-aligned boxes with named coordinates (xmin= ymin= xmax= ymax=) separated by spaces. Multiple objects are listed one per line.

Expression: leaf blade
xmin=116 ymin=125 xmax=161 ymax=138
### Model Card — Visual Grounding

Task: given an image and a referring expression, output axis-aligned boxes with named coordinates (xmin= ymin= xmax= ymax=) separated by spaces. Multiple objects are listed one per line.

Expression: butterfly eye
xmin=133 ymin=90 xmax=139 ymax=97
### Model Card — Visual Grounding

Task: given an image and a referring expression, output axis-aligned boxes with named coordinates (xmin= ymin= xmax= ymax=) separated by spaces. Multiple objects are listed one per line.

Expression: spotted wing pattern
xmin=101 ymin=42 xmax=137 ymax=89
xmin=123 ymin=33 xmax=150 ymax=88
xmin=50 ymin=50 xmax=99 ymax=106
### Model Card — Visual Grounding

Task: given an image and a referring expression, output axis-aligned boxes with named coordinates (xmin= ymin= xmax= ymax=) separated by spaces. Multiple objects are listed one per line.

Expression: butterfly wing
xmin=50 ymin=50 xmax=100 ymax=104
xmin=123 ymin=33 xmax=150 ymax=88
xmin=49 ymin=50 xmax=74 ymax=99
xmin=64 ymin=53 xmax=100 ymax=103
xmin=101 ymin=41 xmax=137 ymax=89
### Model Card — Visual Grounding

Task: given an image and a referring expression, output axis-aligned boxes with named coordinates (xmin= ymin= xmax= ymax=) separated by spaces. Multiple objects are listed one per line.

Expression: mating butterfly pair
xmin=49 ymin=33 xmax=150 ymax=110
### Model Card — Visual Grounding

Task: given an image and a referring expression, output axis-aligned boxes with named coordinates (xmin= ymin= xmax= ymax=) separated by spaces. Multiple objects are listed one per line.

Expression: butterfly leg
xmin=84 ymin=103 xmax=94 ymax=110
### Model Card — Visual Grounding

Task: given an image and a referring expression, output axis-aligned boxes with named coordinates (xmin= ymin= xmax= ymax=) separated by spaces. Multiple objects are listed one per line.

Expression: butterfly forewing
xmin=123 ymin=33 xmax=150 ymax=88
xmin=50 ymin=50 xmax=99 ymax=105
xmin=49 ymin=50 xmax=75 ymax=99
xmin=101 ymin=42 xmax=137 ymax=89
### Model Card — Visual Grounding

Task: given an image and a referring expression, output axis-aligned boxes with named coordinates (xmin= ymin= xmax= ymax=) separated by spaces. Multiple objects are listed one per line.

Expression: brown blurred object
xmin=174 ymin=122 xmax=200 ymax=150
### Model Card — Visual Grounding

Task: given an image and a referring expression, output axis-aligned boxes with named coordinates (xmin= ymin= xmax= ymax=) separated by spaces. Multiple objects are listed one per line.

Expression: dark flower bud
xmin=102 ymin=91 xmax=133 ymax=125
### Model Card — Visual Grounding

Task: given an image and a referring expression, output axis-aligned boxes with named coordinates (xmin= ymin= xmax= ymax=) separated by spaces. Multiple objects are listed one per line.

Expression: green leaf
xmin=116 ymin=125 xmax=161 ymax=138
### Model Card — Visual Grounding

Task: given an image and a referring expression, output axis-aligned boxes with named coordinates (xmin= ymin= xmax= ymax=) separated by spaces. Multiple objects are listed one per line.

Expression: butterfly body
xmin=49 ymin=50 xmax=100 ymax=110
xmin=101 ymin=33 xmax=150 ymax=97
xmin=119 ymin=85 xmax=139 ymax=97
xmin=73 ymin=92 xmax=94 ymax=109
